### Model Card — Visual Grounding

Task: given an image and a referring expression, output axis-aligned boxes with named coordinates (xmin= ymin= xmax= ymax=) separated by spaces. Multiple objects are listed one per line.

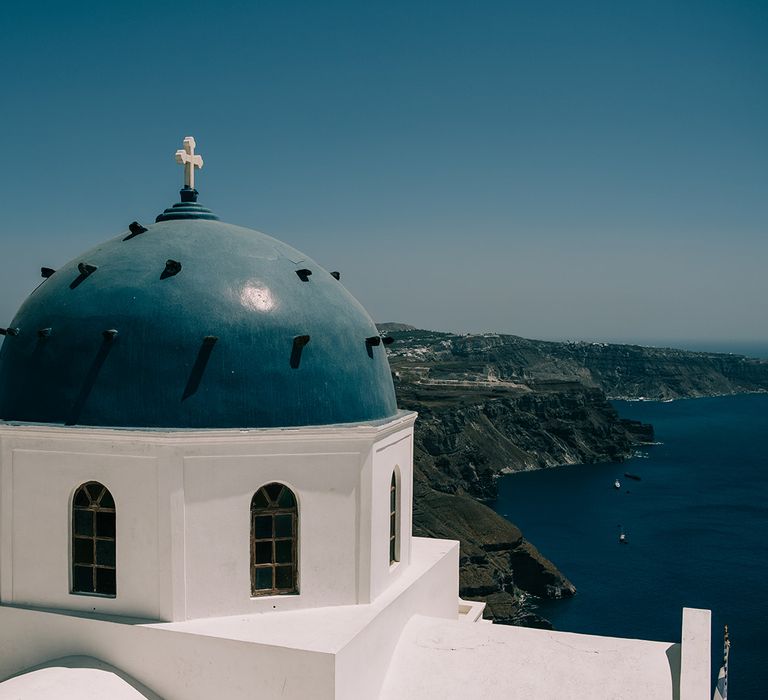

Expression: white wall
xmin=0 ymin=606 xmax=335 ymax=700
xmin=367 ymin=427 xmax=414 ymax=602
xmin=182 ymin=449 xmax=362 ymax=618
xmin=336 ymin=538 xmax=459 ymax=700
xmin=0 ymin=439 xmax=162 ymax=619
xmin=0 ymin=413 xmax=417 ymax=622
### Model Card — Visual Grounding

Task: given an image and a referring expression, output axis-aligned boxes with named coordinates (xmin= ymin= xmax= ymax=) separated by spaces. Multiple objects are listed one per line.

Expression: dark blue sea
xmin=493 ymin=393 xmax=768 ymax=698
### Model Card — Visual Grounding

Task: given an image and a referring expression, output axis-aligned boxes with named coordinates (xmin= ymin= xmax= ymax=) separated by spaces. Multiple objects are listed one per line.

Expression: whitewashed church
xmin=0 ymin=138 xmax=713 ymax=699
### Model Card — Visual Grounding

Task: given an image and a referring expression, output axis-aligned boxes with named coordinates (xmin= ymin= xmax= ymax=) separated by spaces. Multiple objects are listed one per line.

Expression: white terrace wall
xmin=0 ymin=606 xmax=335 ymax=700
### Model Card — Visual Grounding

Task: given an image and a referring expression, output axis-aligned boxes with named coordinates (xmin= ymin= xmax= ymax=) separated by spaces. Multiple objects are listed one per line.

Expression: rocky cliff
xmin=381 ymin=326 xmax=768 ymax=624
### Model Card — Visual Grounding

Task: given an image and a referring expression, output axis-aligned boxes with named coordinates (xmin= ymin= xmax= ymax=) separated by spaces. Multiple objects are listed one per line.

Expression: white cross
xmin=175 ymin=136 xmax=204 ymax=190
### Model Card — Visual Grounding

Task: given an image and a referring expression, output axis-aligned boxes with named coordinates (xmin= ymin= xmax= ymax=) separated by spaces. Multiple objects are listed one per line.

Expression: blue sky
xmin=1 ymin=1 xmax=766 ymax=346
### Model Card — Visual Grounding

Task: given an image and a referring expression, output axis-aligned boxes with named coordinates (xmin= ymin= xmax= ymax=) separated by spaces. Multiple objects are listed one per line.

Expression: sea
xmin=492 ymin=392 xmax=768 ymax=698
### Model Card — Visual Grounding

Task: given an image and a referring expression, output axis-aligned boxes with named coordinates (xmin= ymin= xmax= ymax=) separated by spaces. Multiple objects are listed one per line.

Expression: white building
xmin=0 ymin=138 xmax=712 ymax=699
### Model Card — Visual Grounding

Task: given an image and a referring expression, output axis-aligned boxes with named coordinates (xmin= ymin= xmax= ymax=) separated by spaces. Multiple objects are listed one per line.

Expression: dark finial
xmin=38 ymin=327 xmax=52 ymax=338
xmin=77 ymin=262 xmax=97 ymax=277
xmin=102 ymin=329 xmax=118 ymax=341
xmin=203 ymin=335 xmax=218 ymax=344
xmin=179 ymin=186 xmax=199 ymax=203
xmin=330 ymin=271 xmax=341 ymax=280
xmin=41 ymin=267 xmax=56 ymax=279
xmin=123 ymin=221 xmax=148 ymax=241
xmin=296 ymin=269 xmax=312 ymax=282
xmin=161 ymin=259 xmax=182 ymax=279
xmin=382 ymin=336 xmax=395 ymax=345
xmin=0 ymin=327 xmax=20 ymax=337
xmin=365 ymin=336 xmax=382 ymax=346
xmin=290 ymin=335 xmax=311 ymax=369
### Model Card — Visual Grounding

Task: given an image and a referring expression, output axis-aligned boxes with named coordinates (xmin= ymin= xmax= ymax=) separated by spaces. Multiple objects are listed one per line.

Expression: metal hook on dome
xmin=296 ymin=269 xmax=312 ymax=282
xmin=41 ymin=267 xmax=56 ymax=279
xmin=330 ymin=271 xmax=341 ymax=280
xmin=290 ymin=335 xmax=310 ymax=369
xmin=365 ymin=335 xmax=381 ymax=358
xmin=37 ymin=327 xmax=52 ymax=338
xmin=66 ymin=328 xmax=118 ymax=425
xmin=70 ymin=262 xmax=98 ymax=289
xmin=123 ymin=221 xmax=148 ymax=241
xmin=182 ymin=335 xmax=219 ymax=401
xmin=0 ymin=327 xmax=20 ymax=337
xmin=161 ymin=259 xmax=182 ymax=279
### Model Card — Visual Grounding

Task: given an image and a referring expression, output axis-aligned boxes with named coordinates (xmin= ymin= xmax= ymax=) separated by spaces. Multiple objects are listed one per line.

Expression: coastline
xmin=492 ymin=393 xmax=768 ymax=697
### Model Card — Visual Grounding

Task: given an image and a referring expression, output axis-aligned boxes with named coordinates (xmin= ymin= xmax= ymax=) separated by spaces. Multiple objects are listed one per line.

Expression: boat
xmin=618 ymin=526 xmax=628 ymax=544
xmin=624 ymin=472 xmax=642 ymax=481
xmin=614 ymin=479 xmax=621 ymax=489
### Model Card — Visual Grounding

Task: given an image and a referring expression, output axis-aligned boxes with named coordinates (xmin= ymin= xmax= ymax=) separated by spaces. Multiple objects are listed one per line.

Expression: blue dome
xmin=0 ymin=202 xmax=398 ymax=429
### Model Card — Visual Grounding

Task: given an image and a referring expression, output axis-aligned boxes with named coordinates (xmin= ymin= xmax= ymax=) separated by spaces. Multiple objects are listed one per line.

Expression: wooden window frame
xmin=390 ymin=470 xmax=399 ymax=565
xmin=71 ymin=481 xmax=116 ymax=597
xmin=250 ymin=483 xmax=299 ymax=596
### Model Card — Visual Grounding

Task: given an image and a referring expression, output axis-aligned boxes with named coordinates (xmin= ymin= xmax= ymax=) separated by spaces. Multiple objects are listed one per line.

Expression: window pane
xmin=390 ymin=539 xmax=397 ymax=563
xmin=86 ymin=483 xmax=105 ymax=504
xmin=274 ymin=514 xmax=292 ymax=538
xmin=275 ymin=566 xmax=293 ymax=590
xmin=275 ymin=540 xmax=292 ymax=564
xmin=74 ymin=538 xmax=93 ymax=564
xmin=390 ymin=489 xmax=396 ymax=511
xmin=74 ymin=510 xmax=93 ymax=536
xmin=96 ymin=511 xmax=116 ymax=538
xmin=96 ymin=568 xmax=116 ymax=595
xmin=73 ymin=565 xmax=93 ymax=592
xmin=100 ymin=490 xmax=115 ymax=509
xmin=254 ymin=567 xmax=273 ymax=591
xmin=74 ymin=489 xmax=90 ymax=507
xmin=251 ymin=489 xmax=269 ymax=509
xmin=96 ymin=540 xmax=116 ymax=567
xmin=254 ymin=515 xmax=272 ymax=539
xmin=277 ymin=488 xmax=295 ymax=508
xmin=255 ymin=541 xmax=272 ymax=565
xmin=265 ymin=483 xmax=282 ymax=503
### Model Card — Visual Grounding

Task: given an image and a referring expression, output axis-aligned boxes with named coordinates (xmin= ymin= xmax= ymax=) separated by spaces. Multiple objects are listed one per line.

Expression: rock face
xmin=402 ymin=380 xmax=646 ymax=500
xmin=381 ymin=326 xmax=768 ymax=625
xmin=413 ymin=484 xmax=575 ymax=627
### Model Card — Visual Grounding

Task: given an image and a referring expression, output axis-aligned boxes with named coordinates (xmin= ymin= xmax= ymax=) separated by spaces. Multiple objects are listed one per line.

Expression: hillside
xmin=382 ymin=326 xmax=768 ymax=624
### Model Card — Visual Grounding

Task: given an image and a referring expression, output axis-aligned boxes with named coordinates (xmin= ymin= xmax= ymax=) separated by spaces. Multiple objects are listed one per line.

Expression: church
xmin=0 ymin=138 xmax=712 ymax=699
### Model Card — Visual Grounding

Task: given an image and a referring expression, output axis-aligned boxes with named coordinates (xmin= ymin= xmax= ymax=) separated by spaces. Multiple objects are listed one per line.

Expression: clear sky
xmin=1 ymin=0 xmax=766 ymax=346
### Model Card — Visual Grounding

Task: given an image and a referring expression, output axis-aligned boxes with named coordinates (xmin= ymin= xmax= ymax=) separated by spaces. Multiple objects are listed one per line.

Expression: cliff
xmin=381 ymin=327 xmax=768 ymax=401
xmin=381 ymin=326 xmax=768 ymax=624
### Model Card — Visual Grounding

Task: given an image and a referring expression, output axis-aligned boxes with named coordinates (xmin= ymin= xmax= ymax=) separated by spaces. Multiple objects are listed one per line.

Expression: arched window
xmin=251 ymin=483 xmax=298 ymax=596
xmin=390 ymin=470 xmax=399 ymax=564
xmin=72 ymin=481 xmax=116 ymax=596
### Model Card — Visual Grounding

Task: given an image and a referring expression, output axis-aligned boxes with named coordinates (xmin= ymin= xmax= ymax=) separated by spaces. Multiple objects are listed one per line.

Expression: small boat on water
xmin=614 ymin=479 xmax=621 ymax=489
xmin=618 ymin=526 xmax=628 ymax=544
xmin=624 ymin=472 xmax=642 ymax=481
